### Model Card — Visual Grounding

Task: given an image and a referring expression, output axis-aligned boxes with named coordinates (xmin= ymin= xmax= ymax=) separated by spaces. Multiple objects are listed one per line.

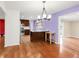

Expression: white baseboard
xmin=5 ymin=42 xmax=20 ymax=47
xmin=55 ymin=42 xmax=59 ymax=44
xmin=69 ymin=36 xmax=79 ymax=39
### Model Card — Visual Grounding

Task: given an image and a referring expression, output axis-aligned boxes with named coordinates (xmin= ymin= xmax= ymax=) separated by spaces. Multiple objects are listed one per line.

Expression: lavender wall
xmin=29 ymin=20 xmax=35 ymax=31
xmin=43 ymin=15 xmax=58 ymax=42
xmin=46 ymin=5 xmax=79 ymax=43
xmin=30 ymin=5 xmax=79 ymax=43
xmin=30 ymin=20 xmax=41 ymax=31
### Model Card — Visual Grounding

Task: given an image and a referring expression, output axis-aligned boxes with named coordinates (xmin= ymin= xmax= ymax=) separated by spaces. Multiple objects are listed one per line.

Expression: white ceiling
xmin=60 ymin=12 xmax=79 ymax=22
xmin=3 ymin=1 xmax=79 ymax=19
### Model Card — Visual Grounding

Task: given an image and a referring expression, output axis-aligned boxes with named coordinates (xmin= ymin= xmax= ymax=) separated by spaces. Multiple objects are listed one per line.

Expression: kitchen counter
xmin=30 ymin=30 xmax=49 ymax=42
xmin=31 ymin=29 xmax=49 ymax=32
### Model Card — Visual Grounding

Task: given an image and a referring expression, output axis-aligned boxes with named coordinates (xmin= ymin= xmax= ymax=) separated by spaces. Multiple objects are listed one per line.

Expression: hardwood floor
xmin=0 ymin=36 xmax=79 ymax=58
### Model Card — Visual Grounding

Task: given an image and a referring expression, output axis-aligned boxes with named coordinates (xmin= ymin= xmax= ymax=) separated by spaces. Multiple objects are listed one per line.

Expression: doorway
xmin=20 ymin=19 xmax=31 ymax=44
xmin=58 ymin=12 xmax=79 ymax=46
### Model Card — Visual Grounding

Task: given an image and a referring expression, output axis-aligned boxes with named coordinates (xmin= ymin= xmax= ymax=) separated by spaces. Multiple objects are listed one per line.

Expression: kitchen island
xmin=30 ymin=30 xmax=48 ymax=42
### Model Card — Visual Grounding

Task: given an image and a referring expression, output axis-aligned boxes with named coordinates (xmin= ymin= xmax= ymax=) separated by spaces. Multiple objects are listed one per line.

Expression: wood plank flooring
xmin=0 ymin=36 xmax=79 ymax=58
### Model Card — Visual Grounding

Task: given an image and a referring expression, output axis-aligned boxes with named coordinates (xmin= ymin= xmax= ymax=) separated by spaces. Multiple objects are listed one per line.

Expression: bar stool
xmin=45 ymin=32 xmax=55 ymax=44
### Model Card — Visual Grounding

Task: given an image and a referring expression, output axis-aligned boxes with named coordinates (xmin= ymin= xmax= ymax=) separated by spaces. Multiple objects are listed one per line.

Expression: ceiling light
xmin=37 ymin=1 xmax=51 ymax=20
xmin=37 ymin=15 xmax=41 ymax=19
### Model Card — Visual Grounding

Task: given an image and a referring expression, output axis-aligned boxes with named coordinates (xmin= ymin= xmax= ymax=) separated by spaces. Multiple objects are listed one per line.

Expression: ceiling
xmin=3 ymin=1 xmax=79 ymax=19
xmin=60 ymin=12 xmax=79 ymax=22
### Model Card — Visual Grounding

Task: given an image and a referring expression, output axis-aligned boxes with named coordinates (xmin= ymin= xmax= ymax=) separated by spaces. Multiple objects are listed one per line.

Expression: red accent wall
xmin=0 ymin=19 xmax=5 ymax=35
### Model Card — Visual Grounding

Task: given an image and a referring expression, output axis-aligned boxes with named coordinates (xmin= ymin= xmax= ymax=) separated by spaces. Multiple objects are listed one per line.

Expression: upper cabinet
xmin=20 ymin=19 xmax=29 ymax=26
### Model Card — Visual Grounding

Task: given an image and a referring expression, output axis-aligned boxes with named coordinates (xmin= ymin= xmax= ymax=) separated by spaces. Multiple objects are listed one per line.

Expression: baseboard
xmin=68 ymin=37 xmax=79 ymax=39
xmin=54 ymin=42 xmax=59 ymax=44
xmin=5 ymin=42 xmax=20 ymax=47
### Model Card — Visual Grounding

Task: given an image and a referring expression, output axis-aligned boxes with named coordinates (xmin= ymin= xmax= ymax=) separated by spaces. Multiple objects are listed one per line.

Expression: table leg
xmin=50 ymin=34 xmax=52 ymax=44
xmin=45 ymin=33 xmax=47 ymax=42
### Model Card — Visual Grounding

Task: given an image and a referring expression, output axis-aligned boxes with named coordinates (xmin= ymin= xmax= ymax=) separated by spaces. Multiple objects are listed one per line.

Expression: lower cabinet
xmin=30 ymin=32 xmax=45 ymax=42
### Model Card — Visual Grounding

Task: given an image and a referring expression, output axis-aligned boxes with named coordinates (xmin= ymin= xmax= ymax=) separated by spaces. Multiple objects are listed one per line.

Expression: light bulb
xmin=37 ymin=15 xmax=41 ymax=19
xmin=30 ymin=16 xmax=33 ymax=19
xmin=47 ymin=15 xmax=51 ymax=19
xmin=42 ymin=14 xmax=46 ymax=19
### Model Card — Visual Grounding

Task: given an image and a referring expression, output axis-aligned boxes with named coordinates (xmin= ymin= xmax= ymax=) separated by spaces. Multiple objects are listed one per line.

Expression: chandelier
xmin=37 ymin=1 xmax=51 ymax=20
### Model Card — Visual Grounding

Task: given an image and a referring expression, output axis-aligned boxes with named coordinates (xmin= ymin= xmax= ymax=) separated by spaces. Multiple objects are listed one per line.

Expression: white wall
xmin=63 ymin=21 xmax=79 ymax=38
xmin=29 ymin=20 xmax=34 ymax=31
xmin=5 ymin=10 xmax=20 ymax=47
xmin=64 ymin=21 xmax=72 ymax=37
xmin=71 ymin=22 xmax=79 ymax=38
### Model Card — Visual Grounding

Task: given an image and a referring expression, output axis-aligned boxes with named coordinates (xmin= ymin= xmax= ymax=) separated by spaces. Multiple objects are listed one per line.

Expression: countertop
xmin=31 ymin=29 xmax=49 ymax=32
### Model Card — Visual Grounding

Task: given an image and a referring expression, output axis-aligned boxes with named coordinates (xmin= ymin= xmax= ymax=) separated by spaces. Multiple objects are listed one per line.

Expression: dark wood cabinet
xmin=20 ymin=20 xmax=29 ymax=26
xmin=25 ymin=30 xmax=30 ymax=35
xmin=30 ymin=32 xmax=45 ymax=42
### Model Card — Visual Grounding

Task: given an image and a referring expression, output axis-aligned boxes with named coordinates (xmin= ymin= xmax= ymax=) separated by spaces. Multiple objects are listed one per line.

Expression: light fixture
xmin=37 ymin=1 xmax=51 ymax=20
